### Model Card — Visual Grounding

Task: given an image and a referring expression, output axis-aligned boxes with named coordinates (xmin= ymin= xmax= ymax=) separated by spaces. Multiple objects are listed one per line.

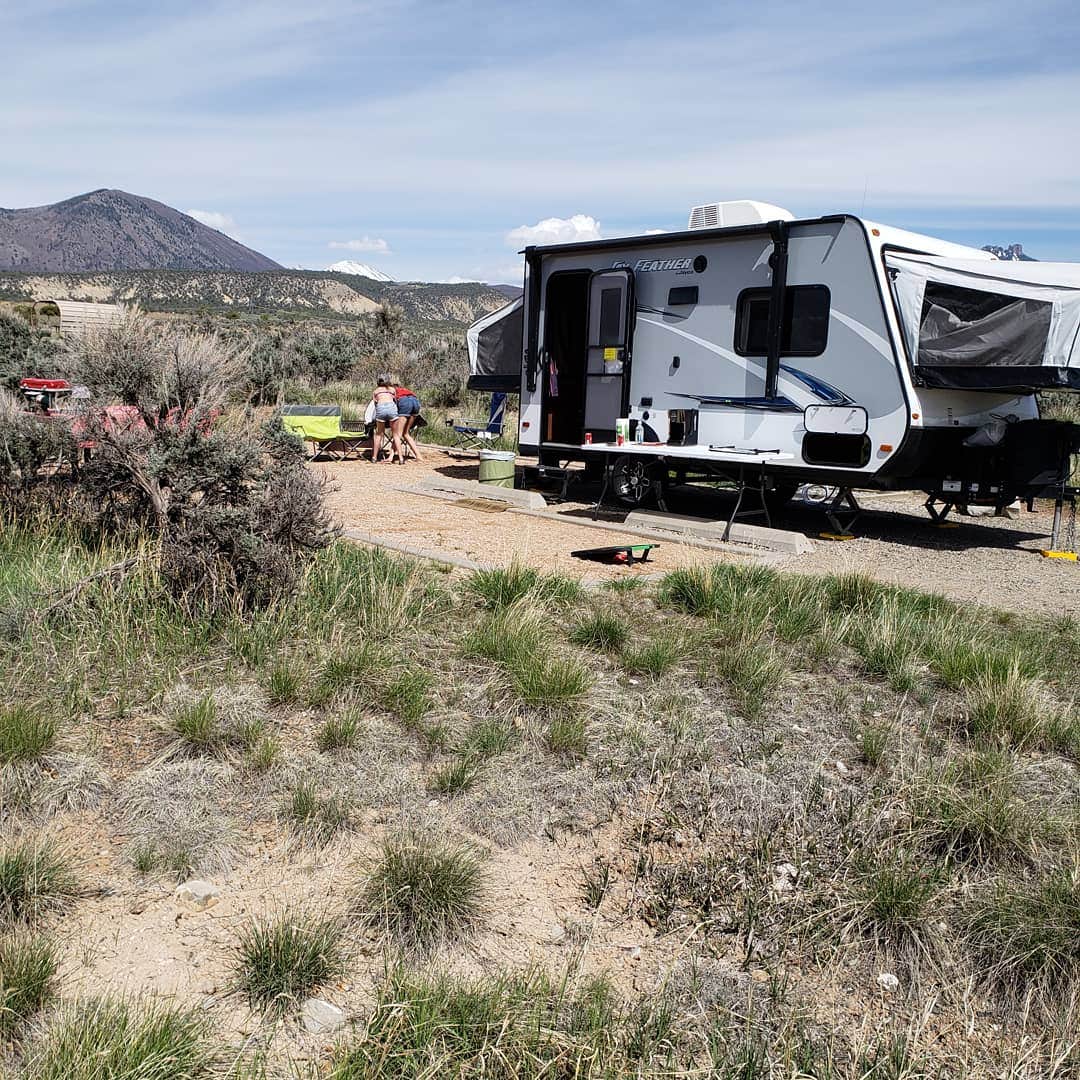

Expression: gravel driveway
xmin=316 ymin=452 xmax=1080 ymax=617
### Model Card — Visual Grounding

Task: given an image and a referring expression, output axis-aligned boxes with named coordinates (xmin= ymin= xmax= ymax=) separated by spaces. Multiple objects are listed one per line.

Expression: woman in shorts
xmin=371 ymin=377 xmax=404 ymax=463
xmin=392 ymin=382 xmax=423 ymax=462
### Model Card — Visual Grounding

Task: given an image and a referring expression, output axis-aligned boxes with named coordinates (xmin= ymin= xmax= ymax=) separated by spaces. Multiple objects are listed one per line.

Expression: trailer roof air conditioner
xmin=687 ymin=200 xmax=794 ymax=230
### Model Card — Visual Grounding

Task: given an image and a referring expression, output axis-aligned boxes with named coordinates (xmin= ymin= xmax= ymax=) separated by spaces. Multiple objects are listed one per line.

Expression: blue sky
xmin=3 ymin=0 xmax=1080 ymax=281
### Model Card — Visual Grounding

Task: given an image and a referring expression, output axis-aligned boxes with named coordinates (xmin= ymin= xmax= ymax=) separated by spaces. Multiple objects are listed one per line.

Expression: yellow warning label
xmin=603 ymin=347 xmax=618 ymax=361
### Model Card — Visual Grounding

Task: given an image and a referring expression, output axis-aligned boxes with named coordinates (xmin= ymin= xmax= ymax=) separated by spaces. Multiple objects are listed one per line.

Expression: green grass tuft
xmin=0 ymin=705 xmax=57 ymax=765
xmin=233 ymin=911 xmax=347 ymax=1016
xmin=356 ymin=832 xmax=485 ymax=955
xmin=21 ymin=998 xmax=215 ymax=1080
xmin=266 ymin=661 xmax=304 ymax=706
xmin=547 ymin=713 xmax=588 ymax=758
xmin=510 ymin=655 xmax=591 ymax=711
xmin=0 ymin=841 xmax=79 ymax=925
xmin=467 ymin=564 xmax=581 ymax=610
xmin=620 ymin=636 xmax=686 ymax=678
xmin=429 ymin=756 xmax=481 ymax=796
xmin=708 ymin=643 xmax=786 ymax=720
xmin=0 ymin=932 xmax=57 ymax=1037
xmin=316 ymin=712 xmax=361 ymax=754
xmin=570 ymin=612 xmax=629 ymax=652
xmin=965 ymin=869 xmax=1080 ymax=995
xmin=284 ymin=781 xmax=353 ymax=844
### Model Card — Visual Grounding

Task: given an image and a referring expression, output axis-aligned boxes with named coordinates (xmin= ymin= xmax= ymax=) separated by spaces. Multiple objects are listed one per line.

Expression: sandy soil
xmin=316 ymin=450 xmax=1080 ymax=616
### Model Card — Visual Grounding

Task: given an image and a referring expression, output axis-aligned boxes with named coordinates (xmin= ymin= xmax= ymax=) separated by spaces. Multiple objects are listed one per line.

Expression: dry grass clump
xmin=0 ymin=932 xmax=58 ymax=1037
xmin=0 ymin=840 xmax=79 ymax=925
xmin=964 ymin=664 xmax=1079 ymax=757
xmin=704 ymin=643 xmax=786 ymax=721
xmin=233 ymin=910 xmax=347 ymax=1016
xmin=0 ymin=704 xmax=56 ymax=765
xmin=355 ymin=831 xmax=486 ymax=955
xmin=964 ymin=869 xmax=1080 ymax=998
xmin=1 ymin=751 xmax=110 ymax=816
xmin=166 ymin=684 xmax=267 ymax=757
xmin=119 ymin=760 xmax=237 ymax=879
xmin=909 ymin=749 xmax=1059 ymax=866
xmin=20 ymin=997 xmax=216 ymax=1080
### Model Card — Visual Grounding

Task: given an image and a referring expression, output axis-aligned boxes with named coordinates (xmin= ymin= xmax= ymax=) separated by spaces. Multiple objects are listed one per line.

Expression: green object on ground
xmin=478 ymin=450 xmax=515 ymax=489
xmin=282 ymin=414 xmax=345 ymax=442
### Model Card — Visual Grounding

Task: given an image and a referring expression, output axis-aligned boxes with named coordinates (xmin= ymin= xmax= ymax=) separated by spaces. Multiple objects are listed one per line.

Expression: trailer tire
xmin=766 ymin=479 xmax=800 ymax=508
xmin=611 ymin=455 xmax=655 ymax=507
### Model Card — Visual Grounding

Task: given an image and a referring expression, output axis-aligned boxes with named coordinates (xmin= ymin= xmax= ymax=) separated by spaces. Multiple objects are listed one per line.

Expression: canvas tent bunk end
xmin=467 ymin=210 xmax=1080 ymax=518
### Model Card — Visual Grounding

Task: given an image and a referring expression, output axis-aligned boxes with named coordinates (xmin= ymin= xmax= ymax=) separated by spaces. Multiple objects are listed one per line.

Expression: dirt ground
xmin=316 ymin=450 xmax=1080 ymax=617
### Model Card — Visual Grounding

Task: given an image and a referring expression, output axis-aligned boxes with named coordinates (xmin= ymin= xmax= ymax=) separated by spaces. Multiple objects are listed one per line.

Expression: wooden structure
xmin=32 ymin=299 xmax=125 ymax=335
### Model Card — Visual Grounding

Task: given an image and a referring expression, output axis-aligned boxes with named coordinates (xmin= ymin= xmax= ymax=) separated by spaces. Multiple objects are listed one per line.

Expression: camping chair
xmin=446 ymin=393 xmax=507 ymax=451
xmin=281 ymin=404 xmax=368 ymax=460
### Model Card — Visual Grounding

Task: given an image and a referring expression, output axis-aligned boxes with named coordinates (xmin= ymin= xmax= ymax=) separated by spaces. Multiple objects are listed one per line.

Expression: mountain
xmin=982 ymin=243 xmax=1036 ymax=261
xmin=325 ymin=259 xmax=393 ymax=282
xmin=491 ymin=284 xmax=523 ymax=300
xmin=0 ymin=268 xmax=508 ymax=324
xmin=0 ymin=189 xmax=281 ymax=273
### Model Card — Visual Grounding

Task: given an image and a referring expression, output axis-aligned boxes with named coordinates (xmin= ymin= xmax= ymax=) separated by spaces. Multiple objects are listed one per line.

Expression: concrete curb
xmin=625 ymin=510 xmax=814 ymax=555
xmin=416 ymin=476 xmax=548 ymax=510
xmin=341 ymin=528 xmax=495 ymax=572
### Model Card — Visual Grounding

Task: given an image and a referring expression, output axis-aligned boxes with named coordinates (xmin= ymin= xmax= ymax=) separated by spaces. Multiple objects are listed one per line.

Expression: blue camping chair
xmin=446 ymin=393 xmax=507 ymax=450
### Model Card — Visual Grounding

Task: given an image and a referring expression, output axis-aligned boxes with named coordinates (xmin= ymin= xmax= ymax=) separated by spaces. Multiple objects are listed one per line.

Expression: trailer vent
xmin=689 ymin=204 xmax=720 ymax=230
xmin=687 ymin=200 xmax=795 ymax=230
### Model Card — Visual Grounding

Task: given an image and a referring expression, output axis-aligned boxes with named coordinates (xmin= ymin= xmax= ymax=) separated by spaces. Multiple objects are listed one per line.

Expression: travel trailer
xmin=468 ymin=201 xmax=1080 ymax=532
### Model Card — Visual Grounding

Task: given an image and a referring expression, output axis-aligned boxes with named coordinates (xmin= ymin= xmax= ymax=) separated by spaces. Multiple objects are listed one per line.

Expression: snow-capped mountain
xmin=326 ymin=259 xmax=394 ymax=282
xmin=981 ymin=243 xmax=1035 ymax=261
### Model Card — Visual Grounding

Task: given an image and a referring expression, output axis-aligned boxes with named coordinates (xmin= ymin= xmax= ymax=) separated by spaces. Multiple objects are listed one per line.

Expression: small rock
xmin=175 ymin=880 xmax=221 ymax=911
xmin=961 ymin=504 xmax=995 ymax=517
xmin=301 ymin=998 xmax=347 ymax=1035
xmin=541 ymin=924 xmax=566 ymax=945
xmin=620 ymin=945 xmax=642 ymax=959
xmin=834 ymin=760 xmax=849 ymax=774
xmin=876 ymin=972 xmax=900 ymax=992
xmin=1000 ymin=501 xmax=1022 ymax=519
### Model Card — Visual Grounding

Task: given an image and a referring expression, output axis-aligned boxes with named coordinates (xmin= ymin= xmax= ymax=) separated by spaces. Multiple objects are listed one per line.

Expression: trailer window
xmin=598 ymin=288 xmax=623 ymax=346
xmin=735 ymin=285 xmax=830 ymax=357
xmin=917 ymin=283 xmax=1051 ymax=368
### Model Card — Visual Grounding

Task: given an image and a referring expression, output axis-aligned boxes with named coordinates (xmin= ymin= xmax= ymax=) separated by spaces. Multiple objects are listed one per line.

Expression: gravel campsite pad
xmin=317 ymin=453 xmax=1080 ymax=616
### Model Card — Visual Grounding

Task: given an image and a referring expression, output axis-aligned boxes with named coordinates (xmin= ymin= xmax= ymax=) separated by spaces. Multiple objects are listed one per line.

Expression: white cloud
xmin=439 ymin=275 xmax=482 ymax=284
xmin=506 ymin=214 xmax=602 ymax=247
xmin=643 ymin=228 xmax=668 ymax=235
xmin=186 ymin=208 xmax=241 ymax=239
xmin=329 ymin=236 xmax=392 ymax=254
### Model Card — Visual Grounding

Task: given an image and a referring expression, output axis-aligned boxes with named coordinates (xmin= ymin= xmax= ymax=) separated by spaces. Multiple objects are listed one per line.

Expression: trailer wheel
xmin=611 ymin=455 xmax=654 ymax=507
xmin=766 ymin=479 xmax=800 ymax=507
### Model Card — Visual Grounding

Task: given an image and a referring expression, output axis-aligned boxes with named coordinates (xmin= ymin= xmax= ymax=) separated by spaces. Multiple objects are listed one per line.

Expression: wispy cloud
xmin=185 ymin=208 xmax=242 ymax=239
xmin=329 ymin=237 xmax=392 ymax=254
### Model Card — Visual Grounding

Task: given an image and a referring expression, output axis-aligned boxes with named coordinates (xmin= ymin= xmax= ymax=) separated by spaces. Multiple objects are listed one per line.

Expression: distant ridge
xmin=982 ymin=243 xmax=1036 ymax=261
xmin=0 ymin=189 xmax=281 ymax=272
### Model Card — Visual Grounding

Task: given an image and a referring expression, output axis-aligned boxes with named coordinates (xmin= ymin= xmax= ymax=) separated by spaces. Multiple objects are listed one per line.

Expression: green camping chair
xmin=281 ymin=404 xmax=368 ymax=460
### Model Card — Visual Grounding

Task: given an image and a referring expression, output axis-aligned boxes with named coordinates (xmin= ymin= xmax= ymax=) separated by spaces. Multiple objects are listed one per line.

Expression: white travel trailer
xmin=468 ymin=201 xmax=1080 ymax=532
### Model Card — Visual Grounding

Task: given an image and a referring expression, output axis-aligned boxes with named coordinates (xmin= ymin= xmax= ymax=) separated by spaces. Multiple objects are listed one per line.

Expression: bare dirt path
xmin=316 ymin=451 xmax=1080 ymax=616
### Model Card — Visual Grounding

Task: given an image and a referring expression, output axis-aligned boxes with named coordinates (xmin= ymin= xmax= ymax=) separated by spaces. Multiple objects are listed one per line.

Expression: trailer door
xmin=583 ymin=270 xmax=634 ymax=438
